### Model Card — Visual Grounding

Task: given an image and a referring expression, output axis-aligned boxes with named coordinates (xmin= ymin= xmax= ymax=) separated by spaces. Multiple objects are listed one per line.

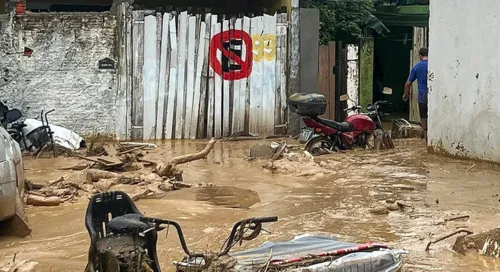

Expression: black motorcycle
xmin=84 ymin=191 xmax=406 ymax=272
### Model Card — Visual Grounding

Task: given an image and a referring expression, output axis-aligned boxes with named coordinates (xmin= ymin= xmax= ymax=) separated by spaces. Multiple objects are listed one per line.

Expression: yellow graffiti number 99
xmin=252 ymin=34 xmax=276 ymax=62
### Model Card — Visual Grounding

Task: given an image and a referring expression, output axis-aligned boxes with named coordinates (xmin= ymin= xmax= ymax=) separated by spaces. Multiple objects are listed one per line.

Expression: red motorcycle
xmin=289 ymin=90 xmax=394 ymax=155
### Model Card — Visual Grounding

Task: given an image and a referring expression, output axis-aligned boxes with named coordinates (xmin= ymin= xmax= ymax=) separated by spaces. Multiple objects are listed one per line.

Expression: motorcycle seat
xmin=317 ymin=117 xmax=353 ymax=132
xmin=108 ymin=214 xmax=152 ymax=235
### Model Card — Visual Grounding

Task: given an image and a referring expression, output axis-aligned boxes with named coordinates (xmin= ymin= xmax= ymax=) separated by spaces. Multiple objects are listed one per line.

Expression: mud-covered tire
xmin=304 ymin=136 xmax=334 ymax=156
xmin=36 ymin=143 xmax=74 ymax=159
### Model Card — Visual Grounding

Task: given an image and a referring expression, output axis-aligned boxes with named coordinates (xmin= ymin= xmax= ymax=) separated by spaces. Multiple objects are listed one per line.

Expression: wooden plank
xmin=346 ymin=44 xmax=359 ymax=117
xmin=185 ymin=15 xmax=197 ymax=138
xmin=230 ymin=18 xmax=244 ymax=135
xmin=197 ymin=14 xmax=212 ymax=139
xmin=410 ymin=26 xmax=426 ymax=123
xmin=328 ymin=41 xmax=336 ymax=120
xmin=175 ymin=11 xmax=188 ymax=139
xmin=207 ymin=15 xmax=218 ymax=138
xmin=262 ymin=13 xmax=277 ymax=136
xmin=142 ymin=15 xmax=158 ymax=140
xmin=317 ymin=45 xmax=329 ymax=118
xmin=131 ymin=10 xmax=145 ymax=140
xmin=116 ymin=3 xmax=129 ymax=141
xmin=191 ymin=16 xmax=206 ymax=139
xmin=165 ymin=15 xmax=178 ymax=139
xmin=242 ymin=16 xmax=251 ymax=134
xmin=213 ymin=21 xmax=223 ymax=138
xmin=249 ymin=16 xmax=263 ymax=136
xmin=125 ymin=6 xmax=133 ymax=140
xmin=278 ymin=13 xmax=288 ymax=131
xmin=222 ymin=18 xmax=231 ymax=137
xmin=154 ymin=12 xmax=162 ymax=140
xmin=156 ymin=13 xmax=169 ymax=140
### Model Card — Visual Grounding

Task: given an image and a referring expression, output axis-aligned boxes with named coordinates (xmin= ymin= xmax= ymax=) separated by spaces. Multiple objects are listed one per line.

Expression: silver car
xmin=0 ymin=109 xmax=25 ymax=222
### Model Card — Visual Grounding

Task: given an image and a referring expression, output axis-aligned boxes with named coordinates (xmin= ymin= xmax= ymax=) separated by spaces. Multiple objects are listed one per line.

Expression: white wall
xmin=428 ymin=0 xmax=500 ymax=162
xmin=0 ymin=12 xmax=117 ymax=136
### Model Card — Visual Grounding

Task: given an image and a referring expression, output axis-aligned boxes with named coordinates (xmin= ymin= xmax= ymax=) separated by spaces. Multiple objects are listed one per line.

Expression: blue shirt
xmin=408 ymin=59 xmax=428 ymax=104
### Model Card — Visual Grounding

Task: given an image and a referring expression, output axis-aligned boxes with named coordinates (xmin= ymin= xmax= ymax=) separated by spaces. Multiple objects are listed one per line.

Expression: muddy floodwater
xmin=2 ymin=139 xmax=500 ymax=271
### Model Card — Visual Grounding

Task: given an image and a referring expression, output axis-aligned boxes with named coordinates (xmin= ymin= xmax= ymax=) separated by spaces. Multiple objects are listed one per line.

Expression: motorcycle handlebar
xmin=252 ymin=216 xmax=278 ymax=224
xmin=140 ymin=215 xmax=278 ymax=258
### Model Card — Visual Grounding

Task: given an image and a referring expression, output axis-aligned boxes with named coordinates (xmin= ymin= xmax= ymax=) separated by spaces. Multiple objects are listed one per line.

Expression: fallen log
xmin=156 ymin=138 xmax=216 ymax=178
xmin=26 ymin=194 xmax=62 ymax=206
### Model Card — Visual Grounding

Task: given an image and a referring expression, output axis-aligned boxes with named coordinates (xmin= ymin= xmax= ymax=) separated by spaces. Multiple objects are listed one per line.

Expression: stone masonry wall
xmin=0 ymin=11 xmax=118 ymax=135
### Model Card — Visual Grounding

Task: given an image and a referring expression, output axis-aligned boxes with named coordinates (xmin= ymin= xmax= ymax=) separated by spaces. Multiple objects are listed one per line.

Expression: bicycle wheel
xmin=36 ymin=143 xmax=74 ymax=159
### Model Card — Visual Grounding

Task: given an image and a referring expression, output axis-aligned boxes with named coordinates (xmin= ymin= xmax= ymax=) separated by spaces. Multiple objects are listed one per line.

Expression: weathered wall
xmin=0 ymin=12 xmax=117 ymax=135
xmin=299 ymin=8 xmax=319 ymax=95
xmin=428 ymin=0 xmax=500 ymax=162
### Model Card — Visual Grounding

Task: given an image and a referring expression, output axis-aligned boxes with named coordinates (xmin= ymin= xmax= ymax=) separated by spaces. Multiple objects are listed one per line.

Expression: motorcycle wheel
xmin=36 ymin=143 xmax=74 ymax=159
xmin=304 ymin=136 xmax=334 ymax=156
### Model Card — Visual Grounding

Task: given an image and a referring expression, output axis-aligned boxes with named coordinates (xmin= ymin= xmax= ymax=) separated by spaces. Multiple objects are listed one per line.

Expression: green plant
xmin=302 ymin=0 xmax=375 ymax=44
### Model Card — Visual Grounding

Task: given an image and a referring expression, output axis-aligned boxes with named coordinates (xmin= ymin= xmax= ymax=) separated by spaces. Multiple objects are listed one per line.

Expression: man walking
xmin=404 ymin=47 xmax=428 ymax=142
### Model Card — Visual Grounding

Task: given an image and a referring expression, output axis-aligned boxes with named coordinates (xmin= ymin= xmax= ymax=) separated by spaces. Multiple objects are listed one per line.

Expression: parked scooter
xmin=289 ymin=89 xmax=395 ymax=156
xmin=85 ymin=191 xmax=406 ymax=272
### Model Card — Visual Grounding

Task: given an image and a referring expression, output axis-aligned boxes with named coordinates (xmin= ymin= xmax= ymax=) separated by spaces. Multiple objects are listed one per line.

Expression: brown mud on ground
xmin=1 ymin=139 xmax=500 ymax=271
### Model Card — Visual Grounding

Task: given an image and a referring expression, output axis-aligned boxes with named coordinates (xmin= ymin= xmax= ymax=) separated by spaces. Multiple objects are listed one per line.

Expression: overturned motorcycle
xmin=85 ymin=191 xmax=406 ymax=272
xmin=289 ymin=89 xmax=395 ymax=156
xmin=0 ymin=103 xmax=84 ymax=158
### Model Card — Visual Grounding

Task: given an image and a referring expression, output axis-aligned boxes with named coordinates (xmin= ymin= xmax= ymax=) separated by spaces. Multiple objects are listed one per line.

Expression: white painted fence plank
xmin=207 ymin=15 xmax=218 ymax=138
xmin=249 ymin=16 xmax=264 ymax=135
xmin=230 ymin=18 xmax=244 ymax=135
xmin=197 ymin=14 xmax=212 ymax=139
xmin=165 ymin=15 xmax=177 ymax=139
xmin=175 ymin=11 xmax=188 ymax=139
xmin=346 ymin=44 xmax=360 ymax=117
xmin=278 ymin=13 xmax=288 ymax=119
xmin=191 ymin=17 xmax=206 ymax=139
xmin=143 ymin=15 xmax=158 ymax=140
xmin=185 ymin=15 xmax=197 ymax=139
xmin=222 ymin=19 xmax=230 ymax=137
xmin=262 ymin=13 xmax=277 ymax=136
xmin=243 ymin=16 xmax=251 ymax=133
xmin=213 ymin=21 xmax=223 ymax=138
xmin=132 ymin=10 xmax=145 ymax=140
xmin=156 ymin=13 xmax=170 ymax=140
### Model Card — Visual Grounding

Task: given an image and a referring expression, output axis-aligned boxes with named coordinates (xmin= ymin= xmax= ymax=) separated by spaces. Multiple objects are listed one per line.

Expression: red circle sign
xmin=209 ymin=30 xmax=253 ymax=80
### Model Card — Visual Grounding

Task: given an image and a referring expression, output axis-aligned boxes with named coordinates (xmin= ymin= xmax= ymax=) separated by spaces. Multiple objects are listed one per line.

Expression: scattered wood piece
xmin=86 ymin=169 xmax=122 ymax=183
xmin=117 ymin=145 xmax=147 ymax=155
xmin=466 ymin=164 xmax=477 ymax=172
xmin=48 ymin=177 xmax=65 ymax=186
xmin=156 ymin=138 xmax=216 ymax=178
xmin=24 ymin=180 xmax=44 ymax=190
xmin=132 ymin=189 xmax=167 ymax=202
xmin=425 ymin=229 xmax=473 ymax=251
xmin=224 ymin=136 xmax=263 ymax=142
xmin=26 ymin=194 xmax=62 ymax=206
xmin=168 ymin=180 xmax=193 ymax=189
xmin=271 ymin=143 xmax=287 ymax=162
xmin=445 ymin=215 xmax=470 ymax=222
xmin=59 ymin=164 xmax=90 ymax=171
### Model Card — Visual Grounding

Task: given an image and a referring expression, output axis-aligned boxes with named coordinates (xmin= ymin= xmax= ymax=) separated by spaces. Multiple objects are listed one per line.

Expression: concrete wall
xmin=299 ymin=8 xmax=319 ymax=94
xmin=0 ymin=12 xmax=117 ymax=135
xmin=428 ymin=0 xmax=500 ymax=162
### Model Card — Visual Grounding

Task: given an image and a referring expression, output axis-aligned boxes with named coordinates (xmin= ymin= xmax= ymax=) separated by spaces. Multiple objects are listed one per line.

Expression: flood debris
xmin=23 ymin=138 xmax=218 ymax=205
xmin=0 ymin=254 xmax=37 ymax=272
xmin=391 ymin=119 xmax=423 ymax=139
xmin=425 ymin=229 xmax=474 ymax=251
xmin=453 ymin=228 xmax=500 ymax=256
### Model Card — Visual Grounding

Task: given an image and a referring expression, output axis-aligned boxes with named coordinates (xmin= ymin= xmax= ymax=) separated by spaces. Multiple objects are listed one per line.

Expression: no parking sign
xmin=209 ymin=30 xmax=253 ymax=80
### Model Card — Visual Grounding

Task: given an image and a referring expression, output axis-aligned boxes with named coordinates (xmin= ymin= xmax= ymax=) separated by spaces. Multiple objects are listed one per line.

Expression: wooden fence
xmin=128 ymin=10 xmax=288 ymax=140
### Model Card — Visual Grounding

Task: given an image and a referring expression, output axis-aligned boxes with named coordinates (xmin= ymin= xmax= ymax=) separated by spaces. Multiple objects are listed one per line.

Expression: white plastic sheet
xmin=21 ymin=119 xmax=84 ymax=150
